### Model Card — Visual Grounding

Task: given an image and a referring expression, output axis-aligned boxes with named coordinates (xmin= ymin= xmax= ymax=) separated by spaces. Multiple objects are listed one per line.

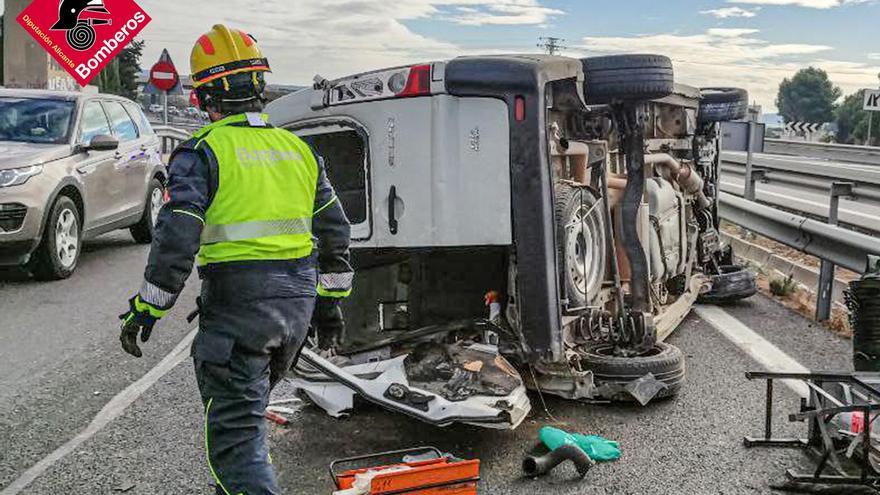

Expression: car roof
xmin=0 ymin=87 xmax=136 ymax=103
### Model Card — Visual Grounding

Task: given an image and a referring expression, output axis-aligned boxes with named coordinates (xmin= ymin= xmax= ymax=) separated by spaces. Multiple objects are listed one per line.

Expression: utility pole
xmin=537 ymin=37 xmax=566 ymax=56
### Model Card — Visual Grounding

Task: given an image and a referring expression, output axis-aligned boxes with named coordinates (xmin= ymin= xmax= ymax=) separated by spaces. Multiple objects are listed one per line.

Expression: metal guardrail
xmin=153 ymin=125 xmax=194 ymax=154
xmin=765 ymin=139 xmax=880 ymax=166
xmin=719 ymin=192 xmax=880 ymax=275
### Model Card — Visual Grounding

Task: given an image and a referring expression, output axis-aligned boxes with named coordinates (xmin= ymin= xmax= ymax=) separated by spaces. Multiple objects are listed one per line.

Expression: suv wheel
xmin=582 ymin=54 xmax=674 ymax=104
xmin=699 ymin=87 xmax=748 ymax=123
xmin=130 ymin=178 xmax=164 ymax=244
xmin=30 ymin=196 xmax=81 ymax=281
xmin=555 ymin=183 xmax=607 ymax=308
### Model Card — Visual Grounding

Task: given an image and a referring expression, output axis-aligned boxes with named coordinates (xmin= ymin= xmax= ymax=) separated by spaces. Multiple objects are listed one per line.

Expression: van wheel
xmin=130 ymin=179 xmax=164 ymax=244
xmin=30 ymin=196 xmax=81 ymax=281
xmin=555 ymin=183 xmax=607 ymax=309
xmin=582 ymin=342 xmax=686 ymax=401
xmin=698 ymin=265 xmax=757 ymax=304
xmin=699 ymin=87 xmax=748 ymax=123
xmin=582 ymin=54 xmax=674 ymax=104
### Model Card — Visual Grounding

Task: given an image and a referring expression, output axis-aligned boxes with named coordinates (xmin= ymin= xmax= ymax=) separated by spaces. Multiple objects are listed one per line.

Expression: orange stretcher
xmin=330 ymin=447 xmax=480 ymax=495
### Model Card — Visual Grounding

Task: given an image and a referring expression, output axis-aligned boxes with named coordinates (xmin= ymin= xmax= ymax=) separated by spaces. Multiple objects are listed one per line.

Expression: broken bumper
xmin=294 ymin=348 xmax=531 ymax=430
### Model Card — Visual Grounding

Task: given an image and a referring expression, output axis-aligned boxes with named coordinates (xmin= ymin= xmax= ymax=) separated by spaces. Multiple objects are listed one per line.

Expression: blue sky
xmin=10 ymin=0 xmax=877 ymax=112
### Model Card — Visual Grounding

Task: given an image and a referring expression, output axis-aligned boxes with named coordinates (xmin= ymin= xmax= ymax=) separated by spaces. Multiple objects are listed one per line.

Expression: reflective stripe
xmin=139 ymin=280 xmax=178 ymax=309
xmin=171 ymin=209 xmax=205 ymax=224
xmin=318 ymin=271 xmax=353 ymax=291
xmin=201 ymin=217 xmax=312 ymax=244
xmin=317 ymin=286 xmax=352 ymax=298
xmin=204 ymin=398 xmax=239 ymax=495
xmin=313 ymin=195 xmax=337 ymax=216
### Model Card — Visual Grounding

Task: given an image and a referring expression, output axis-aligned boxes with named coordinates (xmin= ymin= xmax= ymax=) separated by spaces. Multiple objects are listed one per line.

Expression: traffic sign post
xmin=148 ymin=50 xmax=181 ymax=126
xmin=865 ymin=88 xmax=880 ymax=146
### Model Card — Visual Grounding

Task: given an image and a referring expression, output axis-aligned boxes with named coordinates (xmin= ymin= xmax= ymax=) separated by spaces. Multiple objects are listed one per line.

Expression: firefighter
xmin=118 ymin=24 xmax=352 ymax=494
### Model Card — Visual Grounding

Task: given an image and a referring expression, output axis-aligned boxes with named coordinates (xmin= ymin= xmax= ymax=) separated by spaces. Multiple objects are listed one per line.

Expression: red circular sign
xmin=150 ymin=61 xmax=179 ymax=92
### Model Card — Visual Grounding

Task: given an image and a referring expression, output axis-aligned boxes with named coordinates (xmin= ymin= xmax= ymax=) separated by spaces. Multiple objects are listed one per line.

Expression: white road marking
xmin=694 ymin=305 xmax=810 ymax=398
xmin=0 ymin=328 xmax=198 ymax=495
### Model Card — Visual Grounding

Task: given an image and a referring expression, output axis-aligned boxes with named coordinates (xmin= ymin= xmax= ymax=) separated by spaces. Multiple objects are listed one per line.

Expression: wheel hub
xmin=55 ymin=208 xmax=78 ymax=269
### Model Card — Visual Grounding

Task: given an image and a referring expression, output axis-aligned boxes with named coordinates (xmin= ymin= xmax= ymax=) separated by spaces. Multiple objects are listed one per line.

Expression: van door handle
xmin=388 ymin=185 xmax=398 ymax=235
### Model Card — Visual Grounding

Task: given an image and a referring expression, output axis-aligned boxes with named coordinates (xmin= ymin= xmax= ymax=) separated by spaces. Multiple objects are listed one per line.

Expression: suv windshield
xmin=0 ymin=97 xmax=75 ymax=144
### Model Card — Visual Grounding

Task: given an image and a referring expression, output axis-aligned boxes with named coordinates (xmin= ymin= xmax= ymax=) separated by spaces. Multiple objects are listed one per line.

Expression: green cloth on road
xmin=539 ymin=426 xmax=621 ymax=462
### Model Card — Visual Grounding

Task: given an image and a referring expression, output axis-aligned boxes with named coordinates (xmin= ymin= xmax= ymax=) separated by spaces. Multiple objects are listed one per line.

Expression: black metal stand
xmin=744 ymin=371 xmax=880 ymax=486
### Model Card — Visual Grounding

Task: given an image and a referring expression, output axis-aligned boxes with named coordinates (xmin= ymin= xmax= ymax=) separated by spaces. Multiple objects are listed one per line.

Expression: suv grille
xmin=0 ymin=203 xmax=27 ymax=232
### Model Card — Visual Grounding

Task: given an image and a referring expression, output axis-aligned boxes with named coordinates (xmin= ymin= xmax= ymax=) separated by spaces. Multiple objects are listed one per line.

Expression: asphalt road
xmin=0 ymin=231 xmax=858 ymax=494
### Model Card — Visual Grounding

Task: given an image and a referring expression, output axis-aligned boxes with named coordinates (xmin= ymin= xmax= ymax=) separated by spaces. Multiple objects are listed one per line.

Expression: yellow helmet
xmin=190 ymin=24 xmax=270 ymax=89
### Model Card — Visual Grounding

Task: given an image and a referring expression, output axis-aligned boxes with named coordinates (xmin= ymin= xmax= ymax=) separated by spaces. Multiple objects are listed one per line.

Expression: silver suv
xmin=0 ymin=89 xmax=165 ymax=279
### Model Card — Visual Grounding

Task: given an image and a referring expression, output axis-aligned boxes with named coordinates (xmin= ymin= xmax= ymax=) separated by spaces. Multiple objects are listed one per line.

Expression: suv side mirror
xmin=84 ymin=134 xmax=119 ymax=152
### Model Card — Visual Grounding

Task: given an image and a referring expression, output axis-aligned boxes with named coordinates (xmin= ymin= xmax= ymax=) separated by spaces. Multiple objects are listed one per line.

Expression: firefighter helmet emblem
xmin=50 ymin=0 xmax=112 ymax=51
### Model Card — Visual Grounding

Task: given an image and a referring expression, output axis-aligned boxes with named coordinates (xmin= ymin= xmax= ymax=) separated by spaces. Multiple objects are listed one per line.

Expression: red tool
xmin=331 ymin=447 xmax=479 ymax=495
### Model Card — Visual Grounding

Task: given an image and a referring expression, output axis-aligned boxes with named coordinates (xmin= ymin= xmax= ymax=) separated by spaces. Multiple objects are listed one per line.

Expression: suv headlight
xmin=0 ymin=165 xmax=43 ymax=188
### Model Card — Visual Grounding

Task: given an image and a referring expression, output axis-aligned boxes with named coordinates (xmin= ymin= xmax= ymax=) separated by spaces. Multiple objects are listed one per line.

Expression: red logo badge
xmin=16 ymin=0 xmax=152 ymax=86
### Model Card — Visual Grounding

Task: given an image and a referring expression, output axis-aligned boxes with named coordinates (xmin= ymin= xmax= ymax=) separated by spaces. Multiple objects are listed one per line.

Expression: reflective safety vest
xmin=192 ymin=113 xmax=319 ymax=265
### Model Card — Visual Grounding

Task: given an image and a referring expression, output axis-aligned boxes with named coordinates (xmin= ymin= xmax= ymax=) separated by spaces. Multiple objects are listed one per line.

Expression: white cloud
xmin=137 ymin=0 xmax=561 ymax=85
xmin=706 ymin=28 xmax=761 ymax=37
xmin=700 ymin=7 xmax=759 ymax=18
xmin=575 ymin=29 xmax=880 ymax=111
xmin=728 ymin=0 xmax=870 ymax=9
xmin=869 ymin=53 xmax=880 ymax=60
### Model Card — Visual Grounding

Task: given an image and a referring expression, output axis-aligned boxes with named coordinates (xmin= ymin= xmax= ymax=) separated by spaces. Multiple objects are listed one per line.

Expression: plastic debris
xmin=625 ymin=373 xmax=667 ymax=406
xmin=539 ymin=426 xmax=621 ymax=462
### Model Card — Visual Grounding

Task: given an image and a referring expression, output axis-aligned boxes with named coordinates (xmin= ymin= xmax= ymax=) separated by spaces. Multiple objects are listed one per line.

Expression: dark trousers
xmin=191 ymin=261 xmax=316 ymax=495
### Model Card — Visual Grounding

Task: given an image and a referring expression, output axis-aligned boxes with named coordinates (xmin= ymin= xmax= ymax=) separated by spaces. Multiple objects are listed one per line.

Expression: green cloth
xmin=539 ymin=426 xmax=621 ymax=462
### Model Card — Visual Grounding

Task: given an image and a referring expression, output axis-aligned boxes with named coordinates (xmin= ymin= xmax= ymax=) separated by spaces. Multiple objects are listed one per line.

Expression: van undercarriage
xmin=267 ymin=54 xmax=756 ymax=429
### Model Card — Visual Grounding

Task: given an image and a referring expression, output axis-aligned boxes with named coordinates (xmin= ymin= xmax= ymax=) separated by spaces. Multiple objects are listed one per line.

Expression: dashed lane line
xmin=694 ymin=305 xmax=810 ymax=398
xmin=0 ymin=327 xmax=198 ymax=495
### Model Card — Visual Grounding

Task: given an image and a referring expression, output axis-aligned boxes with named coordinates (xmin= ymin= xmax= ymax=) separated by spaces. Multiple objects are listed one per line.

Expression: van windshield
xmin=0 ymin=97 xmax=75 ymax=144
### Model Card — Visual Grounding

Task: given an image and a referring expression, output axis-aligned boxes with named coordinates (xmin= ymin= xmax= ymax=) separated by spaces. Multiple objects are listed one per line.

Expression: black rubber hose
xmin=616 ymin=104 xmax=650 ymax=313
xmin=522 ymin=443 xmax=594 ymax=478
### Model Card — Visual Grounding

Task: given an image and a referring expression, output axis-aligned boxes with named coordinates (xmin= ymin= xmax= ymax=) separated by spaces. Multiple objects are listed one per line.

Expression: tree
xmin=836 ymin=89 xmax=877 ymax=145
xmin=776 ymin=67 xmax=842 ymax=124
xmin=92 ymin=40 xmax=144 ymax=100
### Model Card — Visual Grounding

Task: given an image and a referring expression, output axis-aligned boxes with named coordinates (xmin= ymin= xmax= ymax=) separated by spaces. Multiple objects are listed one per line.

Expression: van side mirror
xmin=85 ymin=134 xmax=119 ymax=152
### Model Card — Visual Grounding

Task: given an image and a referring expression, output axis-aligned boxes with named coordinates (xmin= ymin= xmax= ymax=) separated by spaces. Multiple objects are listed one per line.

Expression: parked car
xmin=0 ymin=89 xmax=166 ymax=279
xmin=148 ymin=103 xmax=162 ymax=114
xmin=267 ymin=54 xmax=756 ymax=429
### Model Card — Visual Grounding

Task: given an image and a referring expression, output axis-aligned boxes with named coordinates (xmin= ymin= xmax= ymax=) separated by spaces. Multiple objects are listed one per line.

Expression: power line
xmin=537 ymin=37 xmax=567 ymax=56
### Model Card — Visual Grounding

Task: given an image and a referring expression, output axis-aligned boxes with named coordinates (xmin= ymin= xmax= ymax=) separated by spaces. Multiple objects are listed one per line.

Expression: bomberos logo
xmin=16 ymin=0 xmax=152 ymax=86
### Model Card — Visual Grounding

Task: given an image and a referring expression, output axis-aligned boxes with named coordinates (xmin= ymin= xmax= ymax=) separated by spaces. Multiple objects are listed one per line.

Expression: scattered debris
xmin=522 ymin=442 xmax=594 ymax=479
xmin=113 ymin=482 xmax=136 ymax=492
xmin=539 ymin=426 xmax=621 ymax=462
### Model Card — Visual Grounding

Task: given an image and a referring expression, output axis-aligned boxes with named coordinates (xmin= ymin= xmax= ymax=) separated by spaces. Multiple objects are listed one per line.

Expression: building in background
xmin=2 ymin=0 xmax=79 ymax=91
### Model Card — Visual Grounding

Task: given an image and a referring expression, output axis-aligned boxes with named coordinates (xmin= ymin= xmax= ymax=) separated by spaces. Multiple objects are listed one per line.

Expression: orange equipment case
xmin=330 ymin=447 xmax=480 ymax=495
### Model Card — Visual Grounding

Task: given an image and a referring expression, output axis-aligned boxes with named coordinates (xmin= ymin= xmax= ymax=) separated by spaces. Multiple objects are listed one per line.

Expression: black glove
xmin=312 ymin=297 xmax=344 ymax=350
xmin=119 ymin=296 xmax=162 ymax=358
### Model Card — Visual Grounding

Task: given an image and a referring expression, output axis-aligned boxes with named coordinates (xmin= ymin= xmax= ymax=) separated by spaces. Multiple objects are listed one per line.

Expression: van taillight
xmin=398 ymin=64 xmax=432 ymax=97
xmin=514 ymin=96 xmax=526 ymax=121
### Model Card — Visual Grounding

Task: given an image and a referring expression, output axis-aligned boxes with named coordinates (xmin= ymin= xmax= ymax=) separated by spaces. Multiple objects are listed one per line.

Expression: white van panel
xmin=270 ymin=93 xmax=512 ymax=248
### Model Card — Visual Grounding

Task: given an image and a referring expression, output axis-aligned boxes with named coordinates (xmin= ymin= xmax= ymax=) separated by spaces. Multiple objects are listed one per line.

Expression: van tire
xmin=555 ymin=183 xmax=606 ymax=309
xmin=130 ymin=179 xmax=164 ymax=244
xmin=582 ymin=342 xmax=686 ymax=401
xmin=699 ymin=87 xmax=748 ymax=123
xmin=698 ymin=265 xmax=757 ymax=304
xmin=582 ymin=54 xmax=674 ymax=104
xmin=30 ymin=196 xmax=81 ymax=281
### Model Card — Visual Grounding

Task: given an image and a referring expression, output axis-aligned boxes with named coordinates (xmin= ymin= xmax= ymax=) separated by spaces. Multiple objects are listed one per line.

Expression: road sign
xmin=865 ymin=89 xmax=880 ymax=112
xmin=784 ymin=121 xmax=822 ymax=134
xmin=150 ymin=60 xmax=179 ymax=92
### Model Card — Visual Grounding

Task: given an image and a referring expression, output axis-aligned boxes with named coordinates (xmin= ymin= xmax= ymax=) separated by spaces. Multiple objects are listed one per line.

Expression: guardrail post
xmin=746 ymin=169 xmax=766 ymax=202
xmin=816 ymin=181 xmax=855 ymax=321
xmin=744 ymin=121 xmax=756 ymax=198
